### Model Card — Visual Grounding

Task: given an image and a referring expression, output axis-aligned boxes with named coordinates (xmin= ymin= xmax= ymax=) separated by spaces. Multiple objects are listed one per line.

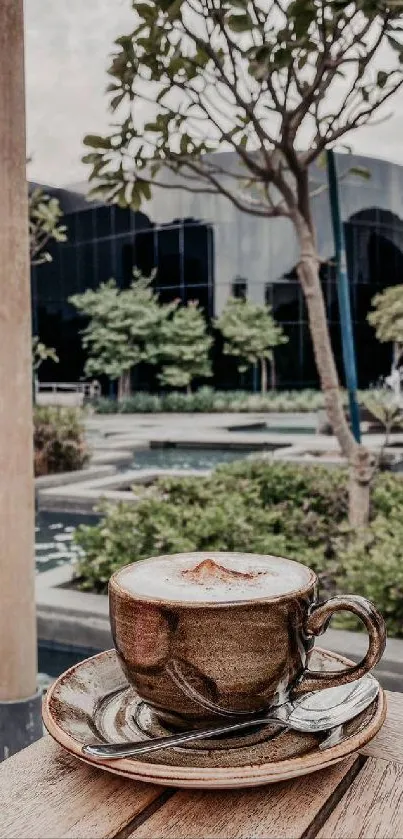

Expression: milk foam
xmin=114 ymin=552 xmax=312 ymax=603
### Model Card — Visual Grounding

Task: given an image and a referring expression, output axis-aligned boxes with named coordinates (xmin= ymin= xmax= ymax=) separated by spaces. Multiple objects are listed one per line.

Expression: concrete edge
xmin=36 ymin=468 xmax=213 ymax=513
xmin=35 ymin=464 xmax=117 ymax=489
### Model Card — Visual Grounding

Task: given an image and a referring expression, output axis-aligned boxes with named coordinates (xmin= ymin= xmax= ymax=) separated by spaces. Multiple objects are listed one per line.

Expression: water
xmin=38 ymin=641 xmax=101 ymax=681
xmin=35 ymin=450 xmax=261 ymax=573
xmin=129 ymin=446 xmax=263 ymax=471
xmin=35 ymin=510 xmax=99 ymax=573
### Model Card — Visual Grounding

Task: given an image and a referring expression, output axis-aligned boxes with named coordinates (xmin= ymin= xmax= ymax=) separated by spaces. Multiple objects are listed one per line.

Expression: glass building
xmin=32 ymin=151 xmax=403 ymax=390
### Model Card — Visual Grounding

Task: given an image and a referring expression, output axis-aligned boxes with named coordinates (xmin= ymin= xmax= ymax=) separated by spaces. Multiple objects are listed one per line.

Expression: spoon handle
xmin=82 ymin=717 xmax=285 ymax=760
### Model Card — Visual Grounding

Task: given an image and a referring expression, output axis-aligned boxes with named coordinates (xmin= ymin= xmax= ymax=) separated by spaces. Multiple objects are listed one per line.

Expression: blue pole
xmin=326 ymin=149 xmax=361 ymax=443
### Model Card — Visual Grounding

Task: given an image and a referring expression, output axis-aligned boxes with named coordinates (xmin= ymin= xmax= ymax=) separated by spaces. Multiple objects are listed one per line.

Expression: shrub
xmin=34 ymin=406 xmax=89 ymax=476
xmin=73 ymin=459 xmax=403 ymax=636
xmin=91 ymin=397 xmax=117 ymax=414
xmin=74 ymin=461 xmax=348 ymax=591
xmin=334 ymin=512 xmax=403 ymax=637
xmin=161 ymin=390 xmax=194 ymax=412
xmin=92 ymin=388 xmax=377 ymax=414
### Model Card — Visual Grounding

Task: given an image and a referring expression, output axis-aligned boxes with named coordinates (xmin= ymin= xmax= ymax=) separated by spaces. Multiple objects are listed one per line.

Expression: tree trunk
xmin=186 ymin=383 xmax=191 ymax=395
xmin=293 ymin=210 xmax=373 ymax=527
xmin=270 ymin=356 xmax=276 ymax=391
xmin=118 ymin=370 xmax=131 ymax=401
xmin=261 ymin=357 xmax=268 ymax=394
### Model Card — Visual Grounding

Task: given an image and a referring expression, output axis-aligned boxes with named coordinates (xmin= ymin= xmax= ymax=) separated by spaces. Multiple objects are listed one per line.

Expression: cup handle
xmin=293 ymin=594 xmax=386 ymax=696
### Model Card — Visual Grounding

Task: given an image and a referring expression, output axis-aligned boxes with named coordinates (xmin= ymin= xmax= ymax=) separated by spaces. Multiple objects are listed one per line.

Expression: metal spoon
xmin=82 ymin=674 xmax=379 ymax=760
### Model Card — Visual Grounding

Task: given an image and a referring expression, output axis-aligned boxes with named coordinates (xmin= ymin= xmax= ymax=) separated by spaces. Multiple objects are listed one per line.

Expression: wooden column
xmin=0 ymin=0 xmax=37 ymax=702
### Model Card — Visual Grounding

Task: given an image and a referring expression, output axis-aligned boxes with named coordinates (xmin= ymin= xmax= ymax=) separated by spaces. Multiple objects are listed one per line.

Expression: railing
xmin=36 ymin=381 xmax=101 ymax=406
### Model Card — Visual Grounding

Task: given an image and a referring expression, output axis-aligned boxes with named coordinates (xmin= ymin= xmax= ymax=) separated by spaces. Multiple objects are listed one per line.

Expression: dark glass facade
xmin=32 ymin=200 xmax=214 ymax=388
xmin=32 ymin=152 xmax=403 ymax=391
xmin=263 ymin=208 xmax=403 ymax=388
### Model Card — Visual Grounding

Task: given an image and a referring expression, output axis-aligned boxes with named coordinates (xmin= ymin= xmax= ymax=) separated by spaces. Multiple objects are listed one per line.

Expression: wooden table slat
xmin=1 ymin=689 xmax=403 ymax=839
xmin=317 ymin=757 xmax=403 ymax=839
xmin=361 ymin=691 xmax=403 ymax=765
xmin=129 ymin=758 xmax=358 ymax=839
xmin=0 ymin=738 xmax=163 ymax=839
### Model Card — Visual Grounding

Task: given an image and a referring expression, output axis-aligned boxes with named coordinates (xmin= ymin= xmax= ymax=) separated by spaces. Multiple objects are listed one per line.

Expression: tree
xmin=29 ymin=187 xmax=67 ymax=266
xmin=368 ymin=285 xmax=403 ymax=384
xmin=215 ymin=296 xmax=287 ymax=392
xmin=361 ymin=389 xmax=403 ymax=449
xmin=70 ymin=269 xmax=174 ymax=400
xmin=32 ymin=337 xmax=59 ymax=373
xmin=83 ymin=0 xmax=403 ymax=527
xmin=29 ymin=186 xmax=67 ymax=400
xmin=32 ymin=337 xmax=59 ymax=399
xmin=158 ymin=300 xmax=212 ymax=392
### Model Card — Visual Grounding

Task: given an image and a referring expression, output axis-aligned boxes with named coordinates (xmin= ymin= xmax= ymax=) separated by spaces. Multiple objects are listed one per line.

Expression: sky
xmin=25 ymin=0 xmax=403 ymax=187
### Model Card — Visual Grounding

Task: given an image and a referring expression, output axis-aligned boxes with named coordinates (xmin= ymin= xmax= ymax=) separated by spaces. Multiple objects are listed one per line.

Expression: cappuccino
xmin=113 ymin=551 xmax=312 ymax=603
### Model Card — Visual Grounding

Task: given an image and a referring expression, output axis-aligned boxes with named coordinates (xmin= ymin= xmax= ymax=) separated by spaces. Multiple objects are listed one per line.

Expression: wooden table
xmin=1 ymin=690 xmax=403 ymax=839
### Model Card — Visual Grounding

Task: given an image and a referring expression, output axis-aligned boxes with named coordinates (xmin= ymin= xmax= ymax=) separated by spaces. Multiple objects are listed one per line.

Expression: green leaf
xmin=150 ymin=161 xmax=162 ymax=178
xmin=105 ymin=82 xmax=121 ymax=93
xmin=135 ymin=2 xmax=155 ymax=19
xmin=274 ymin=47 xmax=291 ymax=66
xmin=180 ymin=133 xmax=190 ymax=154
xmin=158 ymin=0 xmax=183 ymax=17
xmin=348 ymin=166 xmax=371 ymax=181
xmin=144 ymin=121 xmax=161 ymax=133
xmin=83 ymin=134 xmax=112 ymax=150
xmin=82 ymin=152 xmax=103 ymax=165
xmin=138 ymin=180 xmax=152 ymax=200
xmin=110 ymin=92 xmax=126 ymax=112
xmin=130 ymin=186 xmax=142 ymax=211
xmin=227 ymin=13 xmax=252 ymax=32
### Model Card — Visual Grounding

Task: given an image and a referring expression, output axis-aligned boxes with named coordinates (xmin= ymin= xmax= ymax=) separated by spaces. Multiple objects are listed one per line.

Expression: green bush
xmin=74 ymin=460 xmax=347 ymax=591
xmin=92 ymin=388 xmax=380 ymax=414
xmin=92 ymin=388 xmax=331 ymax=414
xmin=34 ymin=406 xmax=89 ymax=476
xmin=73 ymin=460 xmax=403 ymax=636
xmin=334 ymin=512 xmax=403 ymax=636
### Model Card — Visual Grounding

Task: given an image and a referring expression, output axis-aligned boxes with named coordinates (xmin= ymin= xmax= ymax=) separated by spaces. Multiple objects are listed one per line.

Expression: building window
xmin=232 ymin=277 xmax=247 ymax=299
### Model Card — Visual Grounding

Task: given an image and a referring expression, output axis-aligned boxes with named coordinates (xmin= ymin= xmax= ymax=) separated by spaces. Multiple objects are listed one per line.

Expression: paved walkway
xmin=85 ymin=411 xmax=403 ymax=453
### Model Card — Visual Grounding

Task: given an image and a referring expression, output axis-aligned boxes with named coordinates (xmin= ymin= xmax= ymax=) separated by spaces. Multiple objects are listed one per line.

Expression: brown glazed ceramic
xmin=42 ymin=647 xmax=387 ymax=789
xmin=109 ymin=552 xmax=386 ymax=728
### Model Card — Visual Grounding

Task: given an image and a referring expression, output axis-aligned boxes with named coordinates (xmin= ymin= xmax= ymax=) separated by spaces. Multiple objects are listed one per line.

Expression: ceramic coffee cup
xmin=109 ymin=552 xmax=386 ymax=728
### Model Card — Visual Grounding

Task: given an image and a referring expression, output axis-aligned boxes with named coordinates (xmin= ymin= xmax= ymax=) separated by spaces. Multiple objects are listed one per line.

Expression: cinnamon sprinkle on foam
xmin=181 ymin=558 xmax=269 ymax=585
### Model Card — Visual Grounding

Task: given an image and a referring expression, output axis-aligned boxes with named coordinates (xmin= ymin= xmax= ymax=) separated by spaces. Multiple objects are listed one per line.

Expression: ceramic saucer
xmin=43 ymin=647 xmax=386 ymax=789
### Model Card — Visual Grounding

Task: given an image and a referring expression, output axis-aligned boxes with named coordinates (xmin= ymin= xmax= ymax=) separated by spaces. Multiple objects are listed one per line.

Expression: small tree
xmin=368 ymin=285 xmax=403 ymax=381
xmin=361 ymin=389 xmax=403 ymax=449
xmin=158 ymin=301 xmax=212 ymax=393
xmin=83 ymin=0 xmax=403 ymax=526
xmin=29 ymin=188 xmax=67 ymax=266
xmin=215 ymin=297 xmax=287 ymax=392
xmin=70 ymin=269 xmax=173 ymax=400
xmin=32 ymin=337 xmax=59 ymax=401
xmin=29 ymin=187 xmax=67 ymax=402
